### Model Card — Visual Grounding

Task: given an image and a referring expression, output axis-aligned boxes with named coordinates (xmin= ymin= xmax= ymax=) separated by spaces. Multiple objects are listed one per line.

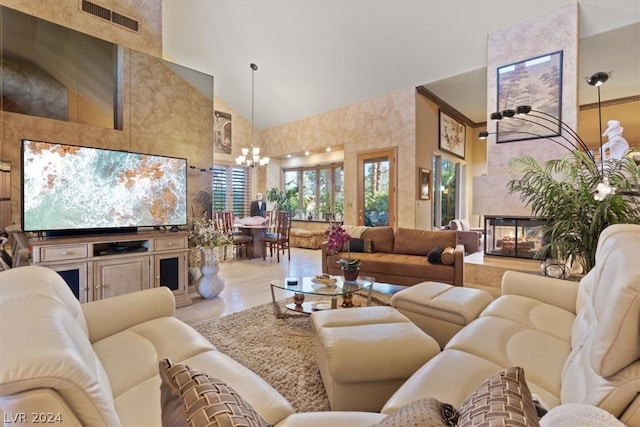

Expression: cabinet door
xmin=49 ymin=262 xmax=90 ymax=303
xmin=94 ymin=256 xmax=150 ymax=300
xmin=153 ymin=251 xmax=191 ymax=307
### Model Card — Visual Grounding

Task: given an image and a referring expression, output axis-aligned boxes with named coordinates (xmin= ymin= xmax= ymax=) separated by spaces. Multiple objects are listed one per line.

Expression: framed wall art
xmin=214 ymin=111 xmax=232 ymax=154
xmin=496 ymin=50 xmax=563 ymax=143
xmin=418 ymin=168 xmax=431 ymax=200
xmin=438 ymin=110 xmax=466 ymax=159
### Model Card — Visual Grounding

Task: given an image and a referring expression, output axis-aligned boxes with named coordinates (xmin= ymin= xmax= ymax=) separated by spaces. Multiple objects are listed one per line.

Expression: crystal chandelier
xmin=236 ymin=63 xmax=269 ymax=168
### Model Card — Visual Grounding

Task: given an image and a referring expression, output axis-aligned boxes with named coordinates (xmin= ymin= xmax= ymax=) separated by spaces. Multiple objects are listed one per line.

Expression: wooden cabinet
xmin=153 ymin=250 xmax=190 ymax=307
xmin=94 ymin=256 xmax=150 ymax=299
xmin=29 ymin=231 xmax=191 ymax=306
xmin=47 ymin=262 xmax=90 ymax=303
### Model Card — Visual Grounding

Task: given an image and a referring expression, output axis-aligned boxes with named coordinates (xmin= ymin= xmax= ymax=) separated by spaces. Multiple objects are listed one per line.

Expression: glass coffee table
xmin=270 ymin=275 xmax=374 ymax=317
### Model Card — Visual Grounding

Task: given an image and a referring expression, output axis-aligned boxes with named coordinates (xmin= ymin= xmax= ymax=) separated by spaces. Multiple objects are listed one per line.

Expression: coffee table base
xmin=270 ymin=277 xmax=373 ymax=318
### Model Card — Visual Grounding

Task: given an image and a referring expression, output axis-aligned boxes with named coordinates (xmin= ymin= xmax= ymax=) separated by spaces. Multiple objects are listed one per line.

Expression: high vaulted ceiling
xmin=162 ymin=0 xmax=640 ymax=130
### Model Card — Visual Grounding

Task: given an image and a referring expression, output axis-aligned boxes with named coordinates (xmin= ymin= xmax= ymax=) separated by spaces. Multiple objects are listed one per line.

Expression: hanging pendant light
xmin=236 ymin=63 xmax=269 ymax=168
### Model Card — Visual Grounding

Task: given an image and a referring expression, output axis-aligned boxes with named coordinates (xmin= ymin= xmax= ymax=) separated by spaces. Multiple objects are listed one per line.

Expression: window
xmin=302 ymin=170 xmax=316 ymax=218
xmin=357 ymin=149 xmax=395 ymax=227
xmin=282 ymin=164 xmax=343 ymax=220
xmin=211 ymin=165 xmax=250 ymax=218
xmin=433 ymin=156 xmax=464 ymax=228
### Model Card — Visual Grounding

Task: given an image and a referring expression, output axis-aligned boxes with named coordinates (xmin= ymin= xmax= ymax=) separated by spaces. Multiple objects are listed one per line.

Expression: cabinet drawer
xmin=154 ymin=237 xmax=186 ymax=251
xmin=39 ymin=245 xmax=88 ymax=261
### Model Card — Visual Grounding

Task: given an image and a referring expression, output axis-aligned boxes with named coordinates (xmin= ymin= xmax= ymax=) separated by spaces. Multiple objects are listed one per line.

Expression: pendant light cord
xmin=250 ymin=63 xmax=258 ymax=147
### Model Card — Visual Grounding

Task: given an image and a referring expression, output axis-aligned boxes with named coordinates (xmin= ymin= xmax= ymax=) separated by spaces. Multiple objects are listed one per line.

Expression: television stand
xmin=29 ymin=231 xmax=191 ymax=307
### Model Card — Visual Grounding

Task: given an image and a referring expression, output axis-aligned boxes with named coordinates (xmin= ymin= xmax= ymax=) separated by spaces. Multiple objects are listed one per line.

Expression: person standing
xmin=250 ymin=192 xmax=267 ymax=217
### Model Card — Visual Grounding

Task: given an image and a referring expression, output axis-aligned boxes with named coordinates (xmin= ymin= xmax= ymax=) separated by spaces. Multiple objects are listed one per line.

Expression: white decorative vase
xmin=195 ymin=249 xmax=225 ymax=299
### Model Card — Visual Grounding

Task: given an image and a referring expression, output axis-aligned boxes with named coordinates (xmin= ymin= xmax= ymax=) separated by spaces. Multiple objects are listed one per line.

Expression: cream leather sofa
xmin=0 ymin=266 xmax=384 ymax=427
xmin=382 ymin=223 xmax=640 ymax=425
xmin=2 ymin=223 xmax=639 ymax=426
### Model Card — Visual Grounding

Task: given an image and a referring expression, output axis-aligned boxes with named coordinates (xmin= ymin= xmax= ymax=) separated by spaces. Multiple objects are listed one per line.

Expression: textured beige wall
xmin=0 ymin=0 xmax=162 ymax=57
xmin=474 ymin=3 xmax=579 ymax=217
xmin=260 ymin=87 xmax=416 ymax=228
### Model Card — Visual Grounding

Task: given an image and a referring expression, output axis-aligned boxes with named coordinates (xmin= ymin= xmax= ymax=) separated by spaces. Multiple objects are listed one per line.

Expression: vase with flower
xmin=187 ymin=217 xmax=233 ymax=299
xmin=325 ymin=223 xmax=361 ymax=282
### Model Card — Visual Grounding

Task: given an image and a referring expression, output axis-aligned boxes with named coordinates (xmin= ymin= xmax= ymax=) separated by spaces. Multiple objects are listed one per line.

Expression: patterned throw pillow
xmin=458 ymin=366 xmax=540 ymax=427
xmin=159 ymin=358 xmax=270 ymax=427
xmin=372 ymin=397 xmax=459 ymax=427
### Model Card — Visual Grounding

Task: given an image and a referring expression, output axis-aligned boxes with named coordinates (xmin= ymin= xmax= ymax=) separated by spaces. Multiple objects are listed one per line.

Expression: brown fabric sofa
xmin=321 ymin=227 xmax=464 ymax=286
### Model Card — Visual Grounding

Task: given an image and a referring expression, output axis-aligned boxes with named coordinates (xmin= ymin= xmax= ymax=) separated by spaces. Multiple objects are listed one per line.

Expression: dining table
xmin=234 ymin=217 xmax=271 ymax=259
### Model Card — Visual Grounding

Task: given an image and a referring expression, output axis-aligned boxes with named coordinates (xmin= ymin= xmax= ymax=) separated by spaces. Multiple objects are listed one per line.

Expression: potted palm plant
xmin=506 ymin=149 xmax=640 ymax=273
xmin=325 ymin=224 xmax=361 ymax=281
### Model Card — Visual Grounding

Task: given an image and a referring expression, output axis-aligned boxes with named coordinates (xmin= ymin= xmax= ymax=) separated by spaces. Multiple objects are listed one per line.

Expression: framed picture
xmin=418 ymin=168 xmax=431 ymax=200
xmin=214 ymin=111 xmax=232 ymax=154
xmin=496 ymin=50 xmax=563 ymax=143
xmin=438 ymin=110 xmax=466 ymax=159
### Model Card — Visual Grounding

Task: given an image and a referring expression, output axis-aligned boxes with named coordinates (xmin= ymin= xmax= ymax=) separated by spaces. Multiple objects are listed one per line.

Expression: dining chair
xmin=263 ymin=211 xmax=292 ymax=262
xmin=5 ymin=224 xmax=31 ymax=267
xmin=212 ymin=211 xmax=251 ymax=259
xmin=225 ymin=211 xmax=252 ymax=258
xmin=0 ymin=233 xmax=12 ymax=270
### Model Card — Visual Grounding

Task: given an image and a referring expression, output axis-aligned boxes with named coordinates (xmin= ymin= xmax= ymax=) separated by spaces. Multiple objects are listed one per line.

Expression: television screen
xmin=22 ymin=139 xmax=187 ymax=232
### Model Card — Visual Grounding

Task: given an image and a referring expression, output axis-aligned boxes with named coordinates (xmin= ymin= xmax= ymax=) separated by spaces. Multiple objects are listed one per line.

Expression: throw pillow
xmin=441 ymin=247 xmax=455 ymax=265
xmin=539 ymin=403 xmax=626 ymax=427
xmin=458 ymin=366 xmax=540 ymax=427
xmin=343 ymin=238 xmax=374 ymax=253
xmin=427 ymin=246 xmax=444 ymax=264
xmin=372 ymin=397 xmax=459 ymax=427
xmin=158 ymin=358 xmax=270 ymax=427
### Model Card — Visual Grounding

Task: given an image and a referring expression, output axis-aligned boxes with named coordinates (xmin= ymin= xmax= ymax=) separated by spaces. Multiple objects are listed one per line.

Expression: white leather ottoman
xmin=390 ymin=281 xmax=494 ymax=348
xmin=311 ymin=306 xmax=440 ymax=412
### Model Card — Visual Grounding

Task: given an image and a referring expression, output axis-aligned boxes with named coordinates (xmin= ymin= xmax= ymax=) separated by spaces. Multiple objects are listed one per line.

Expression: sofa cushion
xmin=569 ymin=224 xmax=640 ymax=377
xmin=114 ymin=351 xmax=294 ymax=427
xmin=561 ymin=224 xmax=640 ymax=415
xmin=159 ymin=358 xmax=269 ymax=427
xmin=361 ymin=226 xmax=395 ymax=253
xmin=373 ymin=397 xmax=458 ymax=426
xmin=344 ymin=238 xmax=374 ymax=253
xmin=458 ymin=366 xmax=540 ymax=427
xmin=539 ymin=403 xmax=626 ymax=427
xmin=427 ymin=246 xmax=443 ymax=263
xmin=446 ymin=316 xmax=570 ymax=400
xmin=327 ymin=252 xmax=456 ymax=284
xmin=480 ymin=294 xmax=576 ymax=344
xmin=441 ymin=247 xmax=455 ymax=265
xmin=393 ymin=228 xmax=456 ymax=256
xmin=93 ymin=316 xmax=216 ymax=398
xmin=0 ymin=295 xmax=119 ymax=427
xmin=0 ymin=265 xmax=88 ymax=334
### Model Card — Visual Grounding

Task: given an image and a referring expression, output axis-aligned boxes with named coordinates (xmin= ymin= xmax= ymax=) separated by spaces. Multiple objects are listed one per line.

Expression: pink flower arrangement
xmin=325 ymin=224 xmax=351 ymax=255
xmin=325 ymin=224 xmax=360 ymax=271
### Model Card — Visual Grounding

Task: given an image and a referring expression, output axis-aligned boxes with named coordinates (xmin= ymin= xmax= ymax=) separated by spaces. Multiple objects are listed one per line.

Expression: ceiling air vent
xmin=80 ymin=0 xmax=140 ymax=32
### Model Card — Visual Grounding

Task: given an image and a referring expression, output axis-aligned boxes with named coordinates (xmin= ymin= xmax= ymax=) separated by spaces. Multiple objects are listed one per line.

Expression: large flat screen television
xmin=21 ymin=139 xmax=187 ymax=233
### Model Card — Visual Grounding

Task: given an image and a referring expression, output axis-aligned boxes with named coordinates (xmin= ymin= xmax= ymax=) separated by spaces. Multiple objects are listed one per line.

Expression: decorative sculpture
xmin=601 ymin=119 xmax=630 ymax=161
